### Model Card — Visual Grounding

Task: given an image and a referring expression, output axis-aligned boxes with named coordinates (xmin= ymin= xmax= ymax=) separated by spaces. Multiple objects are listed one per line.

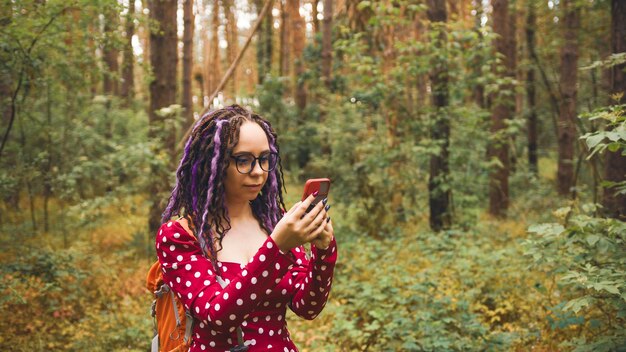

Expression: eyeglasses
xmin=230 ymin=152 xmax=279 ymax=174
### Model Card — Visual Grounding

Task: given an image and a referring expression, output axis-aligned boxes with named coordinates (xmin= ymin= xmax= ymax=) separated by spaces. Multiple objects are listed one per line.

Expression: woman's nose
xmin=250 ymin=160 xmax=264 ymax=176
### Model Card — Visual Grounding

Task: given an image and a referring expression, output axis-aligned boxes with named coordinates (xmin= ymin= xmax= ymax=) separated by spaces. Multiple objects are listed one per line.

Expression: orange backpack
xmin=146 ymin=260 xmax=193 ymax=352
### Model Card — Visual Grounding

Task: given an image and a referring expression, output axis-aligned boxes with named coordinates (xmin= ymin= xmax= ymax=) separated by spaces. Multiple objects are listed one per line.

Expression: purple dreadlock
xmin=161 ymin=104 xmax=286 ymax=266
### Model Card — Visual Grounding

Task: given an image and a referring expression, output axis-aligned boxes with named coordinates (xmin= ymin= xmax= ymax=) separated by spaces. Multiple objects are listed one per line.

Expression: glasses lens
xmin=235 ymin=155 xmax=254 ymax=174
xmin=260 ymin=153 xmax=278 ymax=172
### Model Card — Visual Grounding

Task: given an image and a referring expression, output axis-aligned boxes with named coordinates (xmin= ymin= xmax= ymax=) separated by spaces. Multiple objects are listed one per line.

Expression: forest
xmin=0 ymin=0 xmax=625 ymax=350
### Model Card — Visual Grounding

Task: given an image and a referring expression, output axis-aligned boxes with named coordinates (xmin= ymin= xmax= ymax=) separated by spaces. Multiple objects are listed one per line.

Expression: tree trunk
xmin=556 ymin=0 xmax=579 ymax=197
xmin=255 ymin=0 xmax=273 ymax=84
xmin=603 ymin=0 xmax=626 ymax=220
xmin=290 ymin=0 xmax=307 ymax=110
xmin=207 ymin=0 xmax=221 ymax=99
xmin=280 ymin=0 xmax=290 ymax=77
xmin=103 ymin=9 xmax=120 ymax=96
xmin=321 ymin=0 xmax=333 ymax=88
xmin=487 ymin=0 xmax=513 ymax=217
xmin=224 ymin=0 xmax=239 ymax=100
xmin=0 ymin=3 xmax=12 ymax=124
xmin=526 ymin=0 xmax=538 ymax=175
xmin=312 ymin=0 xmax=320 ymax=36
xmin=148 ymin=0 xmax=178 ymax=234
xmin=427 ymin=0 xmax=451 ymax=231
xmin=182 ymin=0 xmax=194 ymax=127
xmin=121 ymin=0 xmax=135 ymax=105
xmin=472 ymin=0 xmax=485 ymax=108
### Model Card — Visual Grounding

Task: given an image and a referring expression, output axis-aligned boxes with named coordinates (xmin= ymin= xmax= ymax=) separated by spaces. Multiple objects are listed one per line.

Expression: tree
xmin=526 ymin=0 xmax=538 ymax=174
xmin=426 ymin=0 xmax=451 ymax=231
xmin=603 ymin=0 xmax=626 ymax=220
xmin=280 ymin=0 xmax=290 ymax=77
xmin=556 ymin=0 xmax=580 ymax=197
xmin=120 ymin=0 xmax=135 ymax=104
xmin=206 ymin=0 xmax=221 ymax=98
xmin=290 ymin=0 xmax=306 ymax=110
xmin=321 ymin=0 xmax=333 ymax=88
xmin=103 ymin=5 xmax=120 ymax=95
xmin=223 ymin=0 xmax=239 ymax=99
xmin=255 ymin=0 xmax=273 ymax=84
xmin=487 ymin=0 xmax=515 ymax=217
xmin=148 ymin=0 xmax=178 ymax=233
xmin=182 ymin=0 xmax=194 ymax=126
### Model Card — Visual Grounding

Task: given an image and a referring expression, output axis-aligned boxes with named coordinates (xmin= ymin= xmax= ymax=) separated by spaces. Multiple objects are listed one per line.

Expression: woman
xmin=156 ymin=104 xmax=337 ymax=351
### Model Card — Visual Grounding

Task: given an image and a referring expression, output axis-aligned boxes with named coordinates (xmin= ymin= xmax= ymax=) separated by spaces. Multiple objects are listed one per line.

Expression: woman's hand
xmin=270 ymin=193 xmax=328 ymax=253
xmin=311 ymin=215 xmax=333 ymax=250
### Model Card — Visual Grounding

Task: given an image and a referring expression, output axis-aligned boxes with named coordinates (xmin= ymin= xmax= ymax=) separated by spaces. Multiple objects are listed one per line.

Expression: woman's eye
xmin=237 ymin=156 xmax=252 ymax=165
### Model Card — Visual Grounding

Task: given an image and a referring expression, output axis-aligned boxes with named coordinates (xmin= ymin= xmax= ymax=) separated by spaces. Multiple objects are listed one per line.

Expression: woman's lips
xmin=244 ymin=184 xmax=262 ymax=190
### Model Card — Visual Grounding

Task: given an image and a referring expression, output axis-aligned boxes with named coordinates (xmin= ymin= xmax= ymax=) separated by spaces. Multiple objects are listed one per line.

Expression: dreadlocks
xmin=161 ymin=104 xmax=287 ymax=269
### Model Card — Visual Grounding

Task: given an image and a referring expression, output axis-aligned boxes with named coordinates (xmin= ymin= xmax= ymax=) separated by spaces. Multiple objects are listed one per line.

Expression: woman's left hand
xmin=311 ymin=215 xmax=334 ymax=250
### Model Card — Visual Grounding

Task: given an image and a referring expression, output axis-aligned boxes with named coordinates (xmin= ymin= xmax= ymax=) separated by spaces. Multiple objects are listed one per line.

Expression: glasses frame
xmin=230 ymin=152 xmax=279 ymax=175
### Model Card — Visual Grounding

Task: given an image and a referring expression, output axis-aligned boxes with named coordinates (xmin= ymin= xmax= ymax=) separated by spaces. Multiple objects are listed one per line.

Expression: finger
xmin=305 ymin=207 xmax=327 ymax=234
xmin=294 ymin=193 xmax=317 ymax=218
xmin=309 ymin=216 xmax=327 ymax=239
xmin=303 ymin=197 xmax=326 ymax=223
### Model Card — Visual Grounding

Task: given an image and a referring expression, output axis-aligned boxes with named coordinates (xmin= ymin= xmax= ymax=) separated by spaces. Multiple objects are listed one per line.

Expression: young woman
xmin=155 ymin=104 xmax=337 ymax=351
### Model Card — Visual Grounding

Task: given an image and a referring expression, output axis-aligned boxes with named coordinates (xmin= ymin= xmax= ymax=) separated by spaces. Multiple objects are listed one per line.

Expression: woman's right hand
xmin=270 ymin=193 xmax=328 ymax=253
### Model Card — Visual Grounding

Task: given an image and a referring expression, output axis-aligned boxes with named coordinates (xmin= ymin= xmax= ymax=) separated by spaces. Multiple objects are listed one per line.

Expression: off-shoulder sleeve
xmin=285 ymin=237 xmax=338 ymax=319
xmin=156 ymin=221 xmax=296 ymax=333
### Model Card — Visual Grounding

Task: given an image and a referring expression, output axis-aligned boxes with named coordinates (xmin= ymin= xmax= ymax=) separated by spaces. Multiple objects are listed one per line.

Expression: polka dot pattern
xmin=154 ymin=221 xmax=338 ymax=351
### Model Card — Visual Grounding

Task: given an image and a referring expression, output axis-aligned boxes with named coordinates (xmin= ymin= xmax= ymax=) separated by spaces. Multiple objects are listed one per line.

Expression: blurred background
xmin=0 ymin=0 xmax=624 ymax=350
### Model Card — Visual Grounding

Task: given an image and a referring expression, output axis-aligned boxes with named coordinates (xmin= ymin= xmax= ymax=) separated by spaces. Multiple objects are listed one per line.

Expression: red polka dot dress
xmin=155 ymin=221 xmax=338 ymax=351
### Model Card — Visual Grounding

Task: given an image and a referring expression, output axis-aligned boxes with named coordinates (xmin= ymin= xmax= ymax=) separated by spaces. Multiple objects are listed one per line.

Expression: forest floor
xmin=0 ymin=167 xmax=572 ymax=351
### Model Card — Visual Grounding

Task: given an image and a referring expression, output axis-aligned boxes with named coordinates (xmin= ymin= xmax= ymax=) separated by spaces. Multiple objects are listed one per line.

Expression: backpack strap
xmin=216 ymin=276 xmax=248 ymax=351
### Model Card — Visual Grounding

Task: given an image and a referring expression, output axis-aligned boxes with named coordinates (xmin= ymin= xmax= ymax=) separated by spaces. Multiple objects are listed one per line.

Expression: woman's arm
xmin=157 ymin=221 xmax=296 ymax=332
xmin=286 ymin=236 xmax=338 ymax=319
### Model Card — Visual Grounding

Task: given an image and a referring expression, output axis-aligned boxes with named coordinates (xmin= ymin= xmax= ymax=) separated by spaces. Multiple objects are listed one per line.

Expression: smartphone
xmin=301 ymin=178 xmax=331 ymax=213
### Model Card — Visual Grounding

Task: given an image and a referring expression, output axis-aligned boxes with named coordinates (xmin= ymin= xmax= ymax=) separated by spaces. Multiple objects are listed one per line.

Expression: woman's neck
xmin=225 ymin=197 xmax=254 ymax=222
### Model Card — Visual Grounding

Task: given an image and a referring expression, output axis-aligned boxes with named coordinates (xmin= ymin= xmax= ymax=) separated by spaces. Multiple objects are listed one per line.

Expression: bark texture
xmin=182 ymin=0 xmax=194 ymax=126
xmin=321 ymin=0 xmax=333 ymax=88
xmin=487 ymin=0 xmax=514 ymax=217
xmin=427 ymin=0 xmax=451 ymax=231
xmin=148 ymin=0 xmax=178 ymax=233
xmin=556 ymin=0 xmax=579 ymax=196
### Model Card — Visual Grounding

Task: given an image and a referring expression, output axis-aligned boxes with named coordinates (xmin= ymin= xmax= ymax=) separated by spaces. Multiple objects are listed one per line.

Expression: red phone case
xmin=301 ymin=178 xmax=331 ymax=201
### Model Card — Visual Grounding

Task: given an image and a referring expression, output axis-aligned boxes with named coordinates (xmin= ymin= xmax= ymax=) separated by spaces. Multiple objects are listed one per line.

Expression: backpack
xmin=146 ymin=260 xmax=193 ymax=352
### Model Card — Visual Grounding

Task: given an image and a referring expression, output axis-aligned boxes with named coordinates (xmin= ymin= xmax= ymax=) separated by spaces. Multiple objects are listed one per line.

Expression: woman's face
xmin=224 ymin=121 xmax=271 ymax=204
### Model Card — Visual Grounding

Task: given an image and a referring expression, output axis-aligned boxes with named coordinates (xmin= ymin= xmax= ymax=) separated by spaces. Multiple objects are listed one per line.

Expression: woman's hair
xmin=161 ymin=104 xmax=286 ymax=265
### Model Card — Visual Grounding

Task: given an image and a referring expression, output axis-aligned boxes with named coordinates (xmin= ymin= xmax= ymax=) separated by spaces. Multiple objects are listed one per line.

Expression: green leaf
xmin=586 ymin=234 xmax=600 ymax=246
xmin=585 ymin=133 xmax=605 ymax=149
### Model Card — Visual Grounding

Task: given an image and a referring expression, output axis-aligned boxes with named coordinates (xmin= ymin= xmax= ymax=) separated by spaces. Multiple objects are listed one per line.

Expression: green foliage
xmin=525 ymin=205 xmax=626 ymax=351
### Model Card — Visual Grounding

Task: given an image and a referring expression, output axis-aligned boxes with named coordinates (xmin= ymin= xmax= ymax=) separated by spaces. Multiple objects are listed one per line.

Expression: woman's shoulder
xmin=157 ymin=218 xmax=196 ymax=241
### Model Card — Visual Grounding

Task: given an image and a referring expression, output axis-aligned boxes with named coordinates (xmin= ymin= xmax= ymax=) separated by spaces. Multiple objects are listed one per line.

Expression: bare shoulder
xmin=175 ymin=217 xmax=195 ymax=237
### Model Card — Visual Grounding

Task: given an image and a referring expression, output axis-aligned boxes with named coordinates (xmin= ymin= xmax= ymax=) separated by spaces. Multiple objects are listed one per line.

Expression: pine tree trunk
xmin=255 ymin=0 xmax=273 ymax=84
xmin=103 ymin=9 xmax=120 ymax=96
xmin=526 ymin=0 xmax=538 ymax=174
xmin=487 ymin=0 xmax=513 ymax=217
xmin=603 ymin=0 xmax=626 ymax=220
xmin=148 ymin=0 xmax=178 ymax=234
xmin=427 ymin=0 xmax=451 ymax=231
xmin=472 ymin=0 xmax=485 ymax=108
xmin=224 ymin=0 xmax=239 ymax=100
xmin=207 ymin=0 xmax=221 ymax=98
xmin=321 ymin=0 xmax=333 ymax=88
xmin=182 ymin=0 xmax=194 ymax=126
xmin=280 ymin=0 xmax=290 ymax=77
xmin=556 ymin=0 xmax=579 ymax=197
xmin=121 ymin=1 xmax=135 ymax=105
xmin=290 ymin=0 xmax=307 ymax=110
xmin=312 ymin=0 xmax=320 ymax=36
